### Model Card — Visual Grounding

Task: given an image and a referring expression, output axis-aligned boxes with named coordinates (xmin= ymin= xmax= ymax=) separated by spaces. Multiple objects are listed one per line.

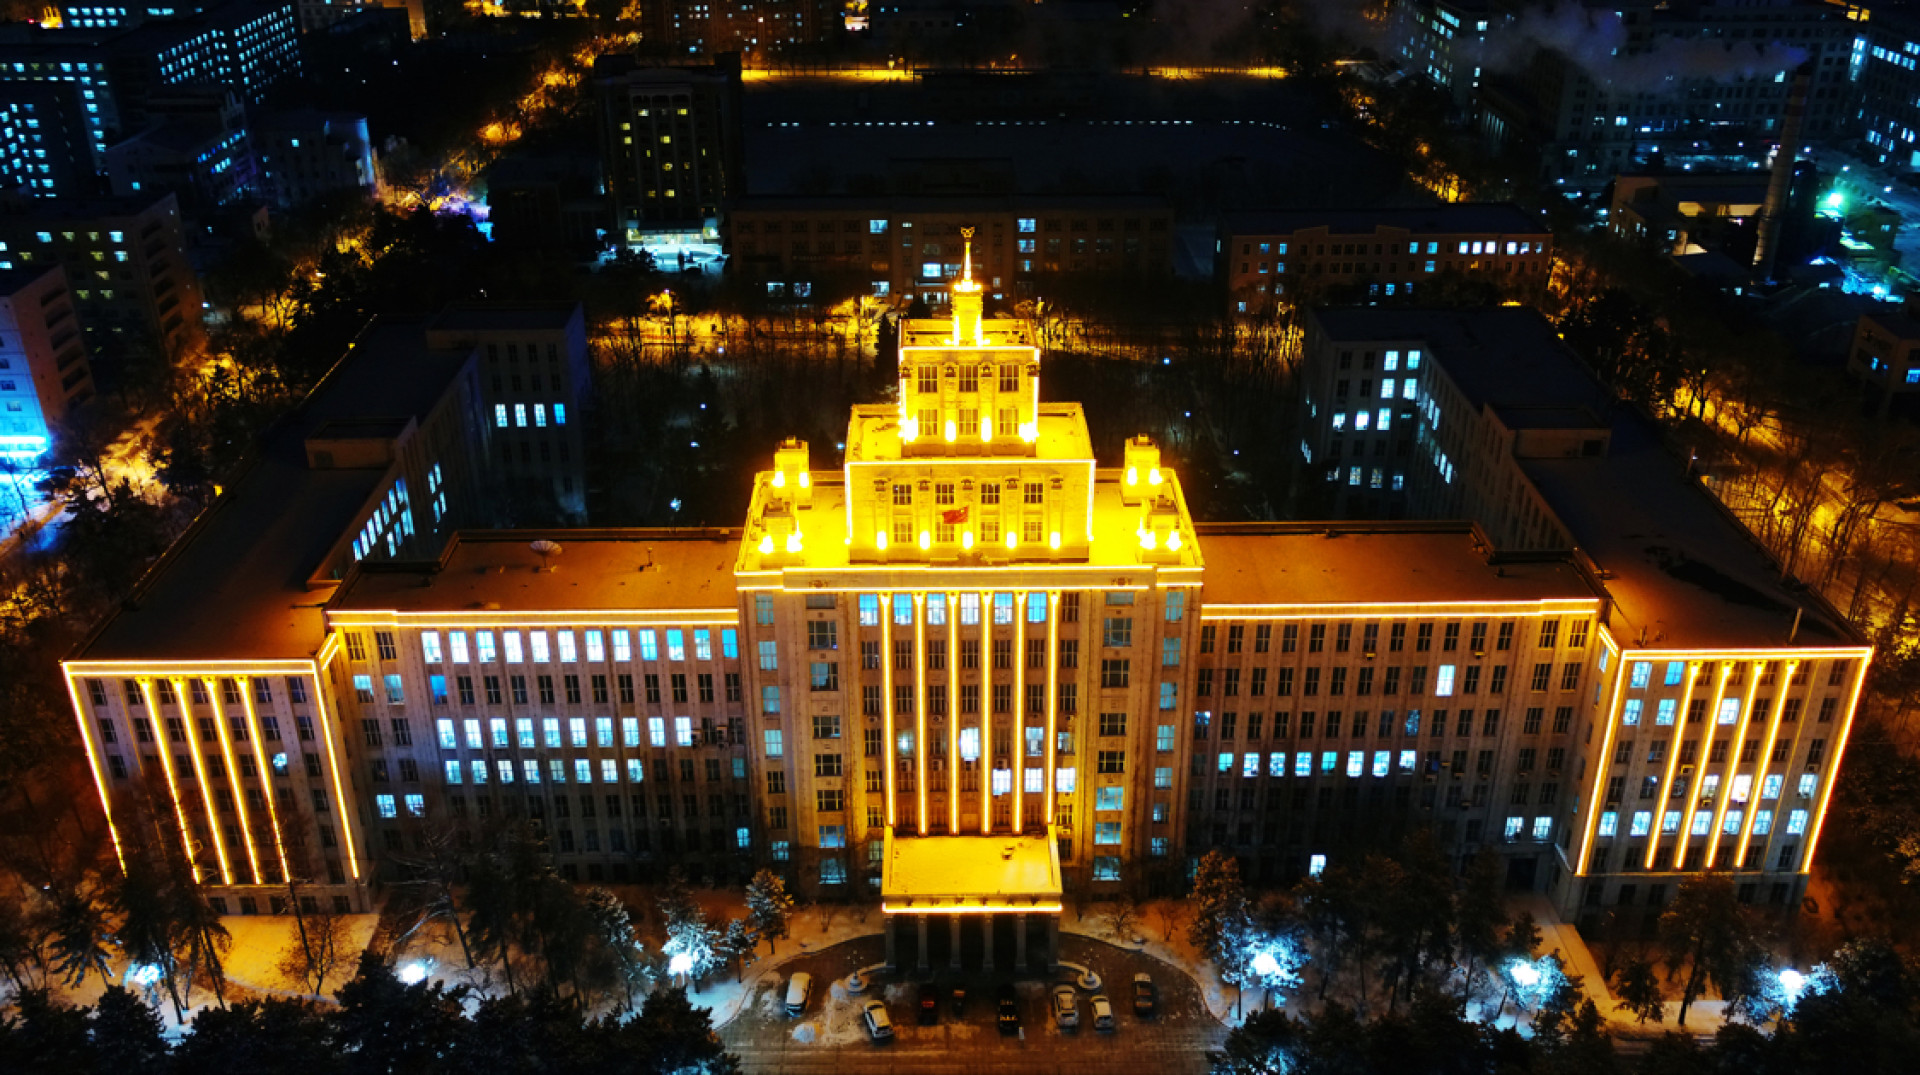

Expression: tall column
xmin=916 ymin=914 xmax=931 ymax=973
xmin=981 ymin=912 xmax=995 ymax=972
xmin=1014 ymin=912 xmax=1028 ymax=970
xmin=885 ymin=915 xmax=898 ymax=969
xmin=1047 ymin=915 xmax=1060 ymax=969
xmin=949 ymin=915 xmax=963 ymax=970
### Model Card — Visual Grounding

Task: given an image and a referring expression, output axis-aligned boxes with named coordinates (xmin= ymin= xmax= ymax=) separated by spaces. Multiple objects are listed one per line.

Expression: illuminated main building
xmin=63 ymin=254 xmax=1866 ymax=959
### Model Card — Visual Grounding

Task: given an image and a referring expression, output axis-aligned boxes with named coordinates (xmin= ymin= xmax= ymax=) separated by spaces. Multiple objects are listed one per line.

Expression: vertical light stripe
xmin=1013 ymin=592 xmax=1026 ymax=829
xmin=1644 ymin=663 xmax=1700 ymax=870
xmin=63 ymin=672 xmax=127 ymax=875
xmin=173 ymin=677 xmax=235 ymax=885
xmin=1735 ymin=664 xmax=1796 ymax=867
xmin=308 ymin=667 xmax=362 ymax=881
xmin=1672 ymin=662 xmax=1733 ymax=870
xmin=238 ymin=679 xmax=292 ymax=883
xmin=205 ymin=678 xmax=264 ymax=884
xmin=1802 ymin=652 xmax=1873 ymax=873
xmin=1575 ymin=654 xmax=1630 ymax=875
xmin=140 ymin=679 xmax=202 ymax=883
xmin=881 ymin=592 xmax=896 ymax=829
xmin=914 ymin=593 xmax=928 ymax=835
xmin=948 ymin=591 xmax=960 ymax=835
xmin=1704 ymin=665 xmax=1764 ymax=867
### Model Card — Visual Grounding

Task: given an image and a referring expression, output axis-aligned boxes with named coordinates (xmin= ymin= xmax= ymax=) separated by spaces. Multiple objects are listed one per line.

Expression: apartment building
xmin=0 ymin=191 xmax=204 ymax=361
xmin=0 ymin=80 xmax=99 ymax=197
xmin=726 ymin=194 xmax=1174 ymax=303
xmin=424 ymin=303 xmax=589 ymax=526
xmin=0 ymin=264 xmax=91 ymax=460
xmin=1847 ymin=306 xmax=1920 ymax=402
xmin=64 ymin=277 xmax=1868 ymax=938
xmin=1384 ymin=0 xmax=1502 ymax=112
xmin=1219 ymin=205 xmax=1552 ymax=315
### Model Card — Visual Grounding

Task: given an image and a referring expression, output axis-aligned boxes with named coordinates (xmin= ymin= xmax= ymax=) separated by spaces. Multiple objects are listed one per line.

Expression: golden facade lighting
xmin=1803 ymin=655 xmax=1873 ymax=873
xmin=139 ymin=679 xmax=203 ymax=884
xmin=1735 ymin=666 xmax=1798 ymax=867
xmin=1012 ymin=592 xmax=1026 ymax=827
xmin=204 ymin=679 xmax=264 ymax=884
xmin=171 ymin=676 xmax=236 ymax=885
xmin=1671 ymin=662 xmax=1733 ymax=871
xmin=914 ymin=593 xmax=928 ymax=835
xmin=307 ymin=669 xmax=362 ymax=881
xmin=238 ymin=680 xmax=292 ymax=883
xmin=1704 ymin=667 xmax=1765 ymax=868
xmin=62 ymin=672 xmax=126 ymax=874
xmin=1644 ymin=663 xmax=1701 ymax=870
xmin=948 ymin=591 xmax=960 ymax=835
xmin=1575 ymin=658 xmax=1630 ymax=876
xmin=881 ymin=592 xmax=896 ymax=828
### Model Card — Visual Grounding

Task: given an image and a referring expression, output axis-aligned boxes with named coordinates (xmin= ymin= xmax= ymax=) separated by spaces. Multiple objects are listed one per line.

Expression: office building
xmin=0 ymin=191 xmax=204 ymax=361
xmin=0 ymin=80 xmax=99 ymax=197
xmin=0 ymin=264 xmax=91 ymax=460
xmin=102 ymin=90 xmax=255 ymax=211
xmin=252 ymin=110 xmax=377 ymax=210
xmin=1296 ymin=305 xmax=1867 ymax=920
xmin=61 ymin=317 xmax=495 ymax=913
xmin=726 ymin=194 xmax=1174 ymax=303
xmin=1384 ymin=0 xmax=1503 ymax=113
xmin=64 ymin=274 xmax=1868 ymax=934
xmin=648 ymin=0 xmax=837 ymax=61
xmin=425 ymin=304 xmax=590 ymax=525
xmin=1478 ymin=0 xmax=1851 ymax=183
xmin=596 ymin=53 xmax=743 ymax=242
xmin=1218 ymin=205 xmax=1552 ymax=315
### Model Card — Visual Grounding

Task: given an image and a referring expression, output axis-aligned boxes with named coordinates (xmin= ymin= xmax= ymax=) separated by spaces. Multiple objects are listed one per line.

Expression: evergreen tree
xmin=1612 ymin=957 xmax=1666 ymax=1024
xmin=743 ymin=869 xmax=794 ymax=955
xmin=45 ymin=887 xmax=114 ymax=989
xmin=87 ymin=985 xmax=165 ymax=1072
xmin=173 ymin=998 xmax=339 ymax=1075
xmin=1188 ymin=850 xmax=1249 ymax=967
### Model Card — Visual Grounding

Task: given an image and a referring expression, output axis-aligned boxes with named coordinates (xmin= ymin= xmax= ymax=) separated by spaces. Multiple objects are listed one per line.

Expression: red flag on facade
xmin=941 ymin=506 xmax=969 ymax=525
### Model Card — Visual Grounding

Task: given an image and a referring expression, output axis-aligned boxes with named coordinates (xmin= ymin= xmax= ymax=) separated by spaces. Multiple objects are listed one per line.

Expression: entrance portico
xmin=879 ymin=828 xmax=1063 ymax=973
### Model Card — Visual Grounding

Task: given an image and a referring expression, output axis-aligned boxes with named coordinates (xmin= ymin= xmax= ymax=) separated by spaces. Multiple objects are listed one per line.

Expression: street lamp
xmin=399 ymin=960 xmax=431 ymax=985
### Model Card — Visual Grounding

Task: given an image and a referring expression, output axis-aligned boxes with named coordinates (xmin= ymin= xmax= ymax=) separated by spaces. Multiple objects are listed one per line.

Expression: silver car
xmin=1052 ymin=984 xmax=1079 ymax=1029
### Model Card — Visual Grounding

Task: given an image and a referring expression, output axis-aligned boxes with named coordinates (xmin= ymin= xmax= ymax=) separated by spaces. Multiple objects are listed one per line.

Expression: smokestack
xmin=1754 ymin=64 xmax=1812 ymax=282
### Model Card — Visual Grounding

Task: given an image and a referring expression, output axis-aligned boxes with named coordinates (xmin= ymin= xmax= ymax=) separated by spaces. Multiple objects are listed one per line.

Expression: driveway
xmin=719 ymin=933 xmax=1227 ymax=1075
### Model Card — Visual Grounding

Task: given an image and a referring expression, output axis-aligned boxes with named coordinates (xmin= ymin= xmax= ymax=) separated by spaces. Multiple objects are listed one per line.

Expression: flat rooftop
xmin=880 ymin=831 xmax=1062 ymax=910
xmin=1522 ymin=414 xmax=1857 ymax=651
xmin=737 ymin=469 xmax=1202 ymax=575
xmin=1222 ymin=203 xmax=1546 ymax=237
xmin=845 ymin=402 xmax=1090 ymax=463
xmin=900 ymin=315 xmax=1034 ymax=348
xmin=1312 ymin=306 xmax=1614 ymax=419
xmin=76 ymin=318 xmax=473 ymax=663
xmin=334 ymin=530 xmax=741 ymax=615
xmin=1196 ymin=523 xmax=1598 ymax=610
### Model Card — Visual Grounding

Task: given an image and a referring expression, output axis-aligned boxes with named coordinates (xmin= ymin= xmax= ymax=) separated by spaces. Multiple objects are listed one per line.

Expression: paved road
xmin=721 ymin=933 xmax=1227 ymax=1075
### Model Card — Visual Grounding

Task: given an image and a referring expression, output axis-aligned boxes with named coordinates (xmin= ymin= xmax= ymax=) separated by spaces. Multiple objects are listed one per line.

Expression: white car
xmin=861 ymin=998 xmax=895 ymax=1041
xmin=1052 ymin=984 xmax=1079 ymax=1029
xmin=1090 ymin=993 xmax=1116 ymax=1031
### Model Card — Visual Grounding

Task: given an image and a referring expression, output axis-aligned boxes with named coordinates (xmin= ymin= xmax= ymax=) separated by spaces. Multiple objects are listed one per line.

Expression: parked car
xmin=784 ymin=972 xmax=812 ymax=1017
xmin=1132 ymin=972 xmax=1156 ymax=1017
xmin=861 ymin=999 xmax=894 ymax=1041
xmin=1090 ymin=993 xmax=1116 ymax=1031
xmin=918 ymin=983 xmax=940 ymax=1025
xmin=1051 ymin=984 xmax=1079 ymax=1029
xmin=996 ymin=985 xmax=1020 ymax=1034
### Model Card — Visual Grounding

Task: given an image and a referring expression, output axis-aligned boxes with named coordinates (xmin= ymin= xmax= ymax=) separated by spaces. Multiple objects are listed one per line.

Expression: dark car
xmin=1132 ymin=973 xmax=1156 ymax=1017
xmin=918 ymin=983 xmax=940 ymax=1025
xmin=996 ymin=985 xmax=1020 ymax=1034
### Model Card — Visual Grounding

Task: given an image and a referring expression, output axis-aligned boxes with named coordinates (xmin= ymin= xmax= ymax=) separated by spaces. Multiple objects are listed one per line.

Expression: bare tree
xmin=276 ymin=903 xmax=351 ymax=998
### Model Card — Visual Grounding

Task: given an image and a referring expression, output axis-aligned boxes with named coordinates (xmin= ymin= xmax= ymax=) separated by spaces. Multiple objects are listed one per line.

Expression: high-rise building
xmin=596 ymin=53 xmax=743 ymax=242
xmin=424 ymin=304 xmax=590 ymax=525
xmin=101 ymin=89 xmax=254 ymax=211
xmin=0 ymin=264 xmax=91 ymax=462
xmin=63 ymin=272 xmax=1869 ymax=937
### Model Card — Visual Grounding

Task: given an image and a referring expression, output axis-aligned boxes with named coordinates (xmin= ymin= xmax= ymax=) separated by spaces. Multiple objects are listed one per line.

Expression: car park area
xmin=719 ymin=933 xmax=1224 ymax=1075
